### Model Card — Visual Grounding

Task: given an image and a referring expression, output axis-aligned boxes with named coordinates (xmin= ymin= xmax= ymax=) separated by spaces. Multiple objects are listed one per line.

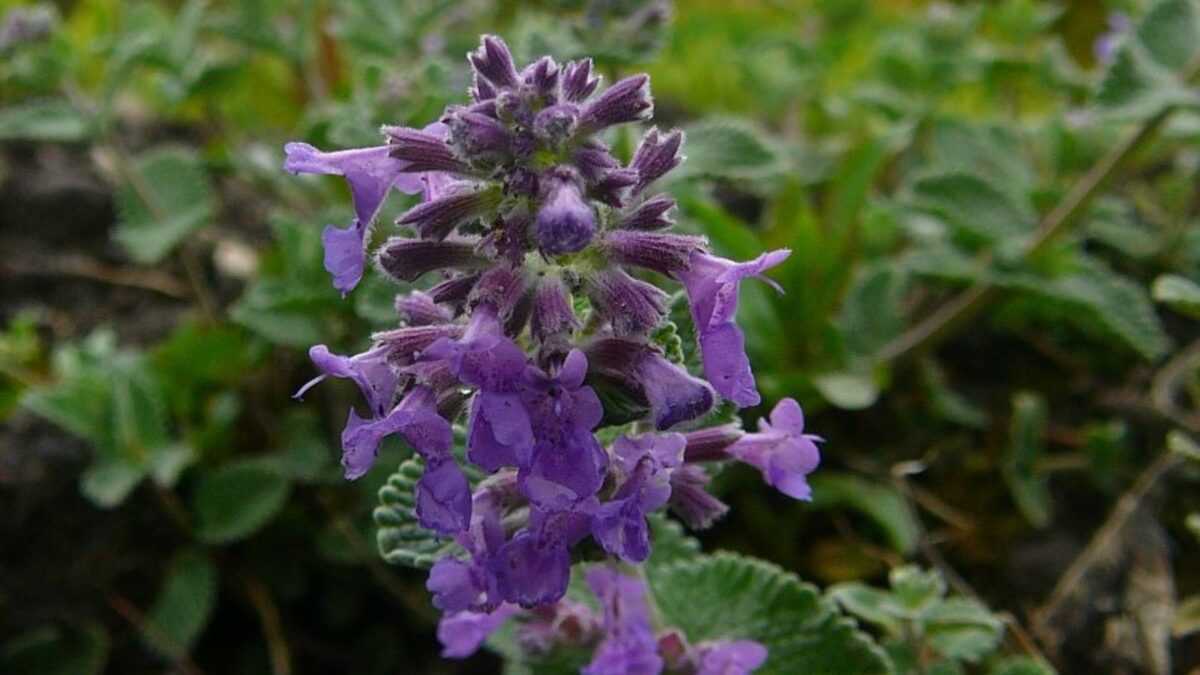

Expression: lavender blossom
xmin=676 ymin=250 xmax=790 ymax=407
xmin=285 ymin=34 xmax=820 ymax=671
xmin=727 ymin=398 xmax=821 ymax=500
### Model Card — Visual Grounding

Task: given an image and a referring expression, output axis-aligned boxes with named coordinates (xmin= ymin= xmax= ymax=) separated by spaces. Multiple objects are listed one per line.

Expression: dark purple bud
xmin=469 ymin=35 xmax=518 ymax=89
xmin=429 ymin=273 xmax=481 ymax=306
xmin=396 ymin=185 xmax=500 ymax=240
xmin=448 ymin=109 xmax=512 ymax=164
xmin=588 ymin=338 xmax=715 ymax=430
xmin=592 ymin=168 xmax=638 ymax=208
xmin=470 ymin=266 xmax=530 ymax=320
xmin=634 ymin=350 xmax=715 ymax=430
xmin=395 ymin=290 xmax=454 ymax=326
xmin=504 ymin=167 xmax=540 ymax=199
xmin=562 ymin=58 xmax=600 ymax=102
xmin=605 ymin=230 xmax=707 ymax=277
xmin=377 ymin=238 xmax=488 ymax=282
xmin=494 ymin=89 xmax=526 ymax=124
xmin=384 ymin=125 xmax=472 ymax=174
xmin=618 ymin=194 xmax=676 ymax=231
xmin=521 ymin=56 xmax=560 ymax=103
xmin=572 ymin=140 xmax=620 ymax=182
xmin=533 ymin=104 xmax=579 ymax=147
xmin=668 ymin=465 xmax=729 ymax=530
xmin=530 ymin=275 xmax=579 ymax=344
xmin=371 ymin=324 xmax=463 ymax=363
xmin=535 ymin=179 xmax=596 ymax=255
xmin=578 ymin=74 xmax=652 ymax=133
xmin=630 ymin=127 xmax=684 ymax=195
xmin=471 ymin=73 xmax=497 ymax=101
xmin=682 ymin=424 xmax=743 ymax=462
xmin=586 ymin=268 xmax=667 ymax=337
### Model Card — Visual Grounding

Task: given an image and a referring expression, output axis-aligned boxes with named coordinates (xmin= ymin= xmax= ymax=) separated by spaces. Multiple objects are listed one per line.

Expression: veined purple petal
xmin=605 ymin=230 xmax=706 ymax=277
xmin=726 ymin=397 xmax=821 ymax=500
xmin=582 ymin=568 xmax=662 ymax=675
xmin=320 ymin=221 xmax=368 ymax=297
xmin=416 ymin=459 xmax=473 ymax=535
xmin=491 ymin=531 xmax=571 ymax=607
xmin=630 ymin=127 xmax=684 ymax=195
xmin=677 ymin=250 xmax=790 ymax=408
xmin=579 ymin=74 xmax=653 ymax=134
xmin=469 ymin=35 xmax=519 ymax=89
xmin=283 ymin=143 xmax=422 ymax=225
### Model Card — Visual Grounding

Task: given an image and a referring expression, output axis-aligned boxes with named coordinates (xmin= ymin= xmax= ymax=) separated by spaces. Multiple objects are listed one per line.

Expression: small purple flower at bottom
xmin=675 ymin=249 xmax=790 ymax=408
xmin=437 ymin=604 xmax=521 ymax=658
xmin=726 ymin=397 xmax=821 ymax=500
xmin=518 ymin=350 xmax=608 ymax=511
xmin=583 ymin=568 xmax=663 ymax=675
xmin=691 ymin=639 xmax=769 ymax=675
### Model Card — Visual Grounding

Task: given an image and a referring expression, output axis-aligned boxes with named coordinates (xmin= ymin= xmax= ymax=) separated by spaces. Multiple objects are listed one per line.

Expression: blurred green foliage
xmin=3 ymin=0 xmax=1200 ymax=673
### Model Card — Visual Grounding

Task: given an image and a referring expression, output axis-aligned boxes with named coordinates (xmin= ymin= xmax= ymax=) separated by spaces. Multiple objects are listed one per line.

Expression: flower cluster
xmin=286 ymin=35 xmax=821 ymax=672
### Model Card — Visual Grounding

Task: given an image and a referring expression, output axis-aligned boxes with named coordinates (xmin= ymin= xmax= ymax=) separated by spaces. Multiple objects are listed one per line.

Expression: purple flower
xmin=339 ymin=387 xmax=468 ymax=535
xmin=437 ymin=604 xmax=521 ymax=659
xmin=424 ymin=304 xmax=535 ymax=472
xmin=582 ymin=568 xmax=663 ymax=675
xmin=518 ymin=350 xmax=608 ymax=510
xmin=536 ymin=175 xmax=597 ymax=255
xmin=692 ymin=640 xmax=769 ymax=675
xmin=676 ymin=250 xmax=790 ymax=408
xmin=395 ymin=290 xmax=454 ymax=326
xmin=588 ymin=338 xmax=715 ymax=430
xmin=427 ymin=476 xmax=516 ymax=613
xmin=1094 ymin=12 xmax=1132 ymax=65
xmin=726 ymin=398 xmax=821 ymax=500
xmin=296 ymin=344 xmax=398 ymax=417
xmin=591 ymin=433 xmax=684 ymax=562
xmin=492 ymin=504 xmax=593 ymax=607
xmin=283 ymin=123 xmax=448 ymax=294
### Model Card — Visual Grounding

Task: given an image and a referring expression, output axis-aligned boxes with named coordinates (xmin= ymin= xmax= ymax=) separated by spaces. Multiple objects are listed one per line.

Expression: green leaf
xmin=651 ymin=553 xmax=891 ymax=675
xmin=1174 ymin=594 xmax=1200 ymax=636
xmin=144 ymin=550 xmax=217 ymax=658
xmin=192 ymin=459 xmax=291 ymax=543
xmin=1003 ymin=392 xmax=1052 ymax=529
xmin=996 ymin=262 xmax=1171 ymax=360
xmin=1152 ymin=274 xmax=1200 ymax=318
xmin=374 ymin=457 xmax=465 ymax=569
xmin=1 ymin=621 xmax=110 ymax=675
xmin=809 ymin=472 xmax=920 ymax=554
xmin=22 ymin=332 xmax=184 ymax=508
xmin=1135 ymin=0 xmax=1200 ymax=70
xmin=114 ymin=146 xmax=215 ymax=264
xmin=669 ymin=118 xmax=781 ymax=185
xmin=840 ymin=264 xmax=906 ymax=363
xmin=827 ymin=582 xmax=904 ymax=631
xmin=79 ymin=460 xmax=146 ymax=508
xmin=989 ymin=656 xmax=1058 ymax=675
xmin=0 ymin=100 xmax=95 ymax=143
xmin=912 ymin=172 xmax=1035 ymax=245
xmin=925 ymin=597 xmax=1003 ymax=662
xmin=889 ymin=566 xmax=946 ymax=616
xmin=1095 ymin=42 xmax=1198 ymax=118
xmin=813 ymin=372 xmax=880 ymax=411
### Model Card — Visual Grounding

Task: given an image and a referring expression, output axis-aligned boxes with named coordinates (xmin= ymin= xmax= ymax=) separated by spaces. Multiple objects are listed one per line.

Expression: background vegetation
xmin=2 ymin=0 xmax=1200 ymax=673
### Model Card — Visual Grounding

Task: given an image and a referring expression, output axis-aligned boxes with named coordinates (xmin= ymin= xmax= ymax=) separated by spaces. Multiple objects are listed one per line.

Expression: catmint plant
xmin=285 ymin=35 xmax=820 ymax=673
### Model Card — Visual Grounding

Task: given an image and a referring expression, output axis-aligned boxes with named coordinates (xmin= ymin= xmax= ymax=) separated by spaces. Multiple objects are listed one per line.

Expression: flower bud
xmin=468 ymin=35 xmax=518 ymax=88
xmin=377 ymin=238 xmax=487 ymax=283
xmin=579 ymin=74 xmax=653 ymax=133
xmin=535 ymin=177 xmax=596 ymax=255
